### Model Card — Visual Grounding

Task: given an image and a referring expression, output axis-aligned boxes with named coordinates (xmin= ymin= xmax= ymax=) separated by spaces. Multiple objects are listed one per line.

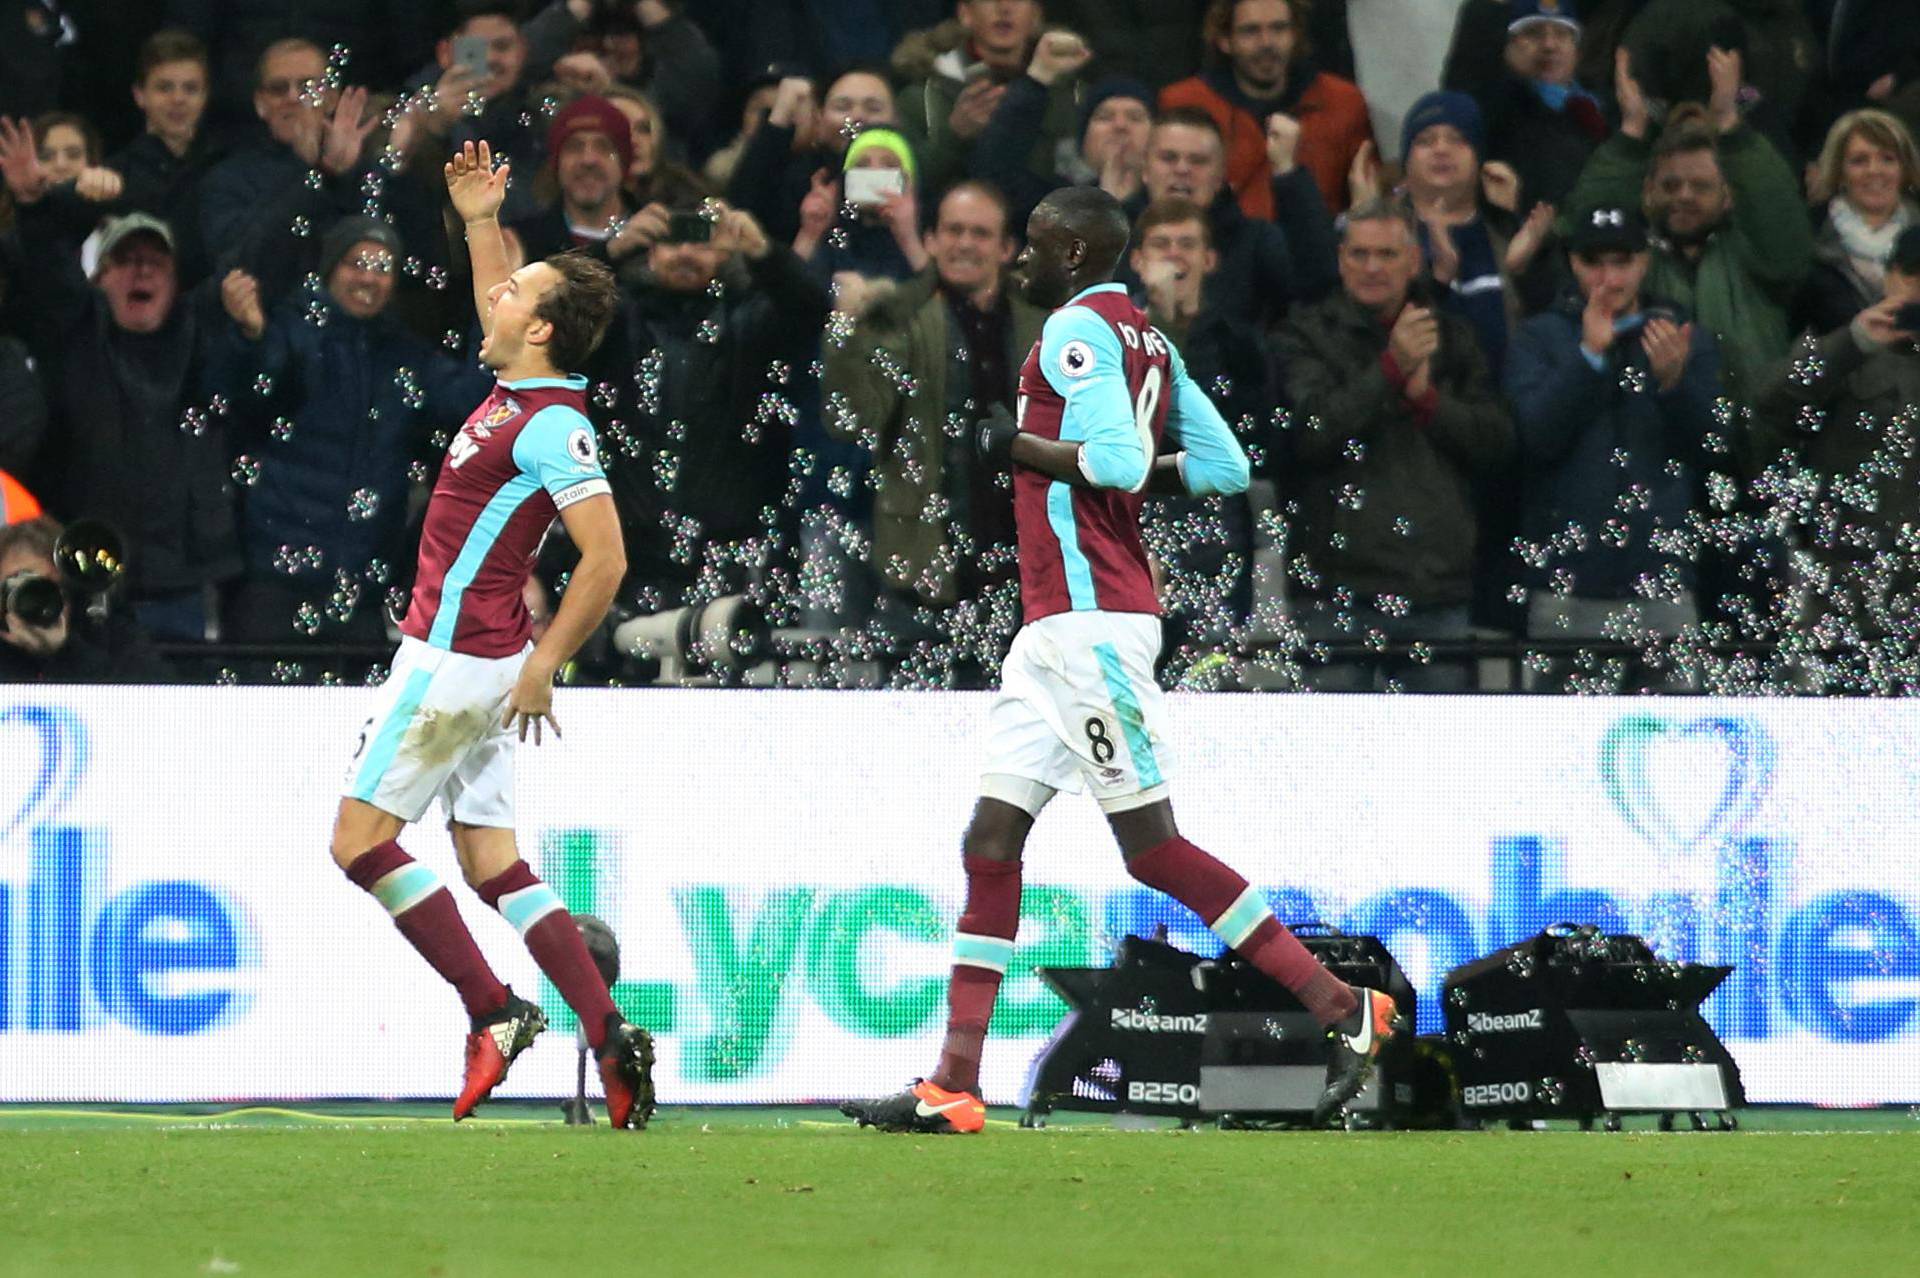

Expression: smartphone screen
xmin=844 ymin=168 xmax=906 ymax=206
xmin=452 ymin=35 xmax=490 ymax=78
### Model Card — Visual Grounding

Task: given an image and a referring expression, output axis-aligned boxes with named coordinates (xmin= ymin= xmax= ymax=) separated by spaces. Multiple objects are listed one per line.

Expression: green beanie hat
xmin=842 ymin=128 xmax=918 ymax=186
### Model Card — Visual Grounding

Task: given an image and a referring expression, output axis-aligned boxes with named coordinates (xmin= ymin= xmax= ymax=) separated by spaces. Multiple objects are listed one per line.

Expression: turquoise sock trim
xmin=952 ymin=932 xmax=1016 ymax=974
xmin=498 ymin=883 xmax=565 ymax=936
xmin=1212 ymin=885 xmax=1273 ymax=950
xmin=370 ymin=862 xmax=442 ymax=917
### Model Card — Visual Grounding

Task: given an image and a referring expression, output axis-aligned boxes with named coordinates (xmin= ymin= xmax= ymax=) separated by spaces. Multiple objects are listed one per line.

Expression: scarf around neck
xmin=1830 ymin=196 xmax=1914 ymax=292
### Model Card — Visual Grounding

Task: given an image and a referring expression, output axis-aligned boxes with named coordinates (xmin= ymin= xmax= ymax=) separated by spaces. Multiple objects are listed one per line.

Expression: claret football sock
xmin=343 ymin=840 xmax=509 ymax=1019
xmin=1126 ymin=835 xmax=1358 ymax=1027
xmin=931 ymin=856 xmax=1023 ymax=1095
xmin=476 ymin=860 xmax=621 ymax=1052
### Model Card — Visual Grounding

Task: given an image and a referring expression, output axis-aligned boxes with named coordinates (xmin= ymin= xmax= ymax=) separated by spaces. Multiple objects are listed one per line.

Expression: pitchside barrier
xmin=2 ymin=692 xmax=1916 ymax=1106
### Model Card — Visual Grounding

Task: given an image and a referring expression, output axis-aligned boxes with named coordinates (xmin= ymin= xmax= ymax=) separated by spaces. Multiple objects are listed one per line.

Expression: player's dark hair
xmin=1038 ymin=185 xmax=1133 ymax=277
xmin=536 ymin=251 xmax=620 ymax=373
xmin=137 ymin=29 xmax=209 ymax=82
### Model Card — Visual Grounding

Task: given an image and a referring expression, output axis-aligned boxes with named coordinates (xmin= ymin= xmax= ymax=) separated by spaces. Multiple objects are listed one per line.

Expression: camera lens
xmin=5 ymin=575 xmax=64 ymax=628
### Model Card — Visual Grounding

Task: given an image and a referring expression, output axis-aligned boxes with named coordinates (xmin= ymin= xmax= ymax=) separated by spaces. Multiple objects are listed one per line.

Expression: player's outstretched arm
xmin=503 ymin=493 xmax=625 ymax=744
xmin=445 ymin=140 xmax=513 ymax=325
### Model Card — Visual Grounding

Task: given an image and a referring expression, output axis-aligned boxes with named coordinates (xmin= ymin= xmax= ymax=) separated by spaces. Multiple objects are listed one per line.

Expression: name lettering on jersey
xmin=448 ymin=430 xmax=481 ymax=469
xmin=1115 ymin=322 xmax=1168 ymax=358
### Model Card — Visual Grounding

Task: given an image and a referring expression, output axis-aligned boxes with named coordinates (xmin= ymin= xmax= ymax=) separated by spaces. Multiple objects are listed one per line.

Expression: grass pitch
xmin=1 ymin=1105 xmax=1913 ymax=1277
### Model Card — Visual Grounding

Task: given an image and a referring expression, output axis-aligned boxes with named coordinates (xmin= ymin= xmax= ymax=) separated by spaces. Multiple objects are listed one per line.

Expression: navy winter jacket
xmin=1505 ymin=295 xmax=1724 ymax=599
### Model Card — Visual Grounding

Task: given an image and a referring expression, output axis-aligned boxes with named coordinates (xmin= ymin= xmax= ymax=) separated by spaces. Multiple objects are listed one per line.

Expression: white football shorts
xmin=981 ymin=609 xmax=1173 ymax=816
xmin=343 ymin=636 xmax=529 ymax=827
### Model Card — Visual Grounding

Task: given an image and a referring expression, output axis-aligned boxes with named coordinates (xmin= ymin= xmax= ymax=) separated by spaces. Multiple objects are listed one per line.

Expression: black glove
xmin=975 ymin=403 xmax=1018 ymax=470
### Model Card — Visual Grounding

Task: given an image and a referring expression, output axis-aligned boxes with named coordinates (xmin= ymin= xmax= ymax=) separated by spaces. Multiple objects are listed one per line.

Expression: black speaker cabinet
xmin=1197 ymin=930 xmax=1417 ymax=1127
xmin=1442 ymin=924 xmax=1745 ymax=1129
xmin=1024 ymin=928 xmax=1418 ymax=1128
xmin=1025 ymin=935 xmax=1212 ymax=1124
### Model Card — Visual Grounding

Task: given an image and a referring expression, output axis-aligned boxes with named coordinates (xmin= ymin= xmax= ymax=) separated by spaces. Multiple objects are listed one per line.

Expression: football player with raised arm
xmin=330 ymin=141 xmax=654 ymax=1128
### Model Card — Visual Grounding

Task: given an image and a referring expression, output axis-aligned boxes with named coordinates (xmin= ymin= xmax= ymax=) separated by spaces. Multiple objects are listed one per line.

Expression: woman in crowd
xmin=1801 ymin=108 xmax=1920 ymax=335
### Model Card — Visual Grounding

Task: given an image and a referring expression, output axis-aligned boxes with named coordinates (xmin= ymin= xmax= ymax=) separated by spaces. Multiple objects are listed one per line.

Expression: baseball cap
xmin=1509 ymin=0 xmax=1581 ymax=35
xmin=96 ymin=213 xmax=175 ymax=261
xmin=1566 ymin=202 xmax=1647 ymax=255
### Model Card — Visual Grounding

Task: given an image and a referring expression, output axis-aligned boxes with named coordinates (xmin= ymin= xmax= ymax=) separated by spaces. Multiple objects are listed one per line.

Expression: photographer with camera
xmin=0 ymin=518 xmax=172 ymax=684
xmin=1753 ymin=226 xmax=1920 ymax=669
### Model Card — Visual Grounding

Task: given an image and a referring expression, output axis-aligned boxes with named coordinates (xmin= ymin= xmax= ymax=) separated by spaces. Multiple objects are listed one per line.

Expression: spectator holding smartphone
xmin=794 ymin=127 xmax=928 ymax=282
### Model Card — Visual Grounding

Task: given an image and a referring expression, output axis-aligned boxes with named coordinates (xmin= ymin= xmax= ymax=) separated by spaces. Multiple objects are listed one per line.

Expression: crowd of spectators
xmin=2 ymin=0 xmax=1919 ymax=696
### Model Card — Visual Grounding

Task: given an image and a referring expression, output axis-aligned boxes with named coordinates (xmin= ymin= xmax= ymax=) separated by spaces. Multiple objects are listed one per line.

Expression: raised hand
xmin=1853 ymin=295 xmax=1916 ymax=348
xmin=798 ymin=168 xmax=840 ymax=237
xmin=1028 ymin=30 xmax=1092 ymax=87
xmin=1389 ymin=303 xmax=1440 ymax=375
xmin=445 ymin=139 xmax=511 ymax=223
xmin=711 ymin=203 xmax=771 ymax=260
xmin=1266 ymin=112 xmax=1301 ymax=177
xmin=1642 ymin=317 xmax=1694 ymax=391
xmin=1479 ymin=160 xmax=1521 ymax=213
xmin=1505 ymin=201 xmax=1556 ymax=275
xmin=1348 ymin=139 xmax=1381 ymax=205
xmin=423 ymin=64 xmax=484 ymax=134
xmin=608 ymin=201 xmax=669 ymax=260
xmin=831 ymin=270 xmax=878 ymax=318
xmin=0 ymin=116 xmax=48 ymax=203
xmin=878 ymin=185 xmax=919 ymax=244
xmin=221 ymin=269 xmax=267 ymax=340
xmin=74 ymin=165 xmax=124 ymax=203
xmin=1422 ymin=213 xmax=1461 ymax=285
xmin=948 ymin=78 xmax=1007 ymax=141
xmin=1581 ymin=292 xmax=1619 ymax=358
xmin=553 ymin=52 xmax=613 ymax=97
xmin=320 ymin=86 xmax=378 ymax=176
xmin=1615 ymin=48 xmax=1649 ymax=140
xmin=1707 ymin=46 xmax=1743 ymax=134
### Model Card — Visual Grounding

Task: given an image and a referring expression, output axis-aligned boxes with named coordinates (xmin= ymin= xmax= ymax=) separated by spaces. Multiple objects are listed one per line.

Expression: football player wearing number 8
xmin=329 ymin=140 xmax=657 ymax=1129
xmin=843 ymin=186 xmax=1406 ymax=1135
